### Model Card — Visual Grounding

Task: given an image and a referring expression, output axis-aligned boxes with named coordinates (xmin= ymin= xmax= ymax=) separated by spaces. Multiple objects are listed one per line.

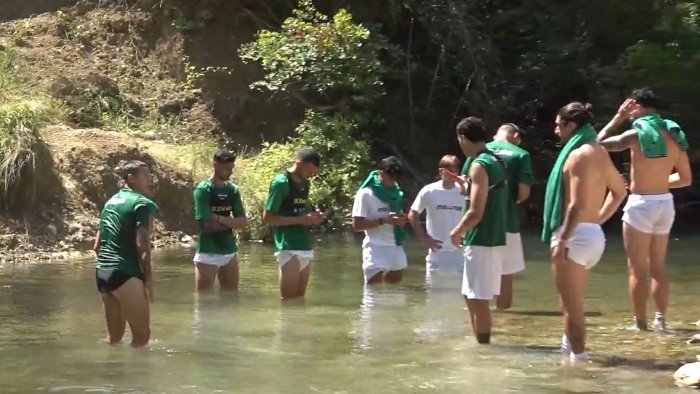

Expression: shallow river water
xmin=1 ymin=233 xmax=699 ymax=393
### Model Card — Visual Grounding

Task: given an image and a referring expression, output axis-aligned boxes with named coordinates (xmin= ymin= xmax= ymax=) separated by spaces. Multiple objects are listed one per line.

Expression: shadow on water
xmin=597 ymin=355 xmax=685 ymax=371
xmin=505 ymin=310 xmax=603 ymax=317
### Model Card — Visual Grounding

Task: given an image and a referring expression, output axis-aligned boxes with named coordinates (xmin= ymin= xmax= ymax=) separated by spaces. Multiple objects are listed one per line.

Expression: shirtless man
xmin=543 ymin=102 xmax=627 ymax=362
xmin=596 ymin=88 xmax=692 ymax=331
xmin=94 ymin=160 xmax=158 ymax=347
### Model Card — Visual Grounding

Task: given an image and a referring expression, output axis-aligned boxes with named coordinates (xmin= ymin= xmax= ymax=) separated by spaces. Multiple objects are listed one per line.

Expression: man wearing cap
xmin=460 ymin=123 xmax=532 ymax=310
xmin=352 ymin=156 xmax=410 ymax=285
xmin=263 ymin=148 xmax=325 ymax=300
xmin=192 ymin=149 xmax=248 ymax=291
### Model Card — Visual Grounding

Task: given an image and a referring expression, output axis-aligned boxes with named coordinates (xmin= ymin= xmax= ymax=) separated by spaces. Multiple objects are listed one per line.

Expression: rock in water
xmin=46 ymin=224 xmax=57 ymax=238
xmin=674 ymin=362 xmax=700 ymax=388
xmin=689 ymin=334 xmax=700 ymax=345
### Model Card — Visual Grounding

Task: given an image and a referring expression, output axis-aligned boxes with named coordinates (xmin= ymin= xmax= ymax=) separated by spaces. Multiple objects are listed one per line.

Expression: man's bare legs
xmin=553 ymin=256 xmax=588 ymax=356
xmin=497 ymin=275 xmax=514 ymax=310
xmin=384 ymin=269 xmax=404 ymax=284
xmin=101 ymin=293 xmax=125 ymax=344
xmin=623 ymin=223 xmax=652 ymax=329
xmin=465 ymin=298 xmax=491 ymax=343
xmin=111 ymin=278 xmax=150 ymax=347
xmin=217 ymin=257 xmax=239 ymax=291
xmin=650 ymin=233 xmax=670 ymax=329
xmin=195 ymin=263 xmax=219 ymax=291
xmin=280 ymin=257 xmax=311 ymax=301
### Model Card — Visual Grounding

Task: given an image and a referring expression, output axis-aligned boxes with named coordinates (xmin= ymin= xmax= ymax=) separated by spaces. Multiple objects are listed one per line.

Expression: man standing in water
xmin=192 ymin=150 xmax=248 ymax=291
xmin=352 ymin=156 xmax=409 ymax=284
xmin=597 ymin=88 xmax=692 ymax=331
xmin=408 ymin=155 xmax=465 ymax=276
xmin=263 ymin=148 xmax=324 ymax=300
xmin=486 ymin=123 xmax=532 ymax=310
xmin=94 ymin=160 xmax=158 ymax=347
xmin=450 ymin=117 xmax=508 ymax=344
xmin=543 ymin=102 xmax=627 ymax=363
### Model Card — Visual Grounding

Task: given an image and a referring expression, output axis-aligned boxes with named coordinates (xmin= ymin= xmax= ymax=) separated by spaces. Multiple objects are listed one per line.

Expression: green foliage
xmin=610 ymin=1 xmax=700 ymax=135
xmin=236 ymin=110 xmax=370 ymax=240
xmin=0 ymin=102 xmax=44 ymax=205
xmin=239 ymin=0 xmax=382 ymax=96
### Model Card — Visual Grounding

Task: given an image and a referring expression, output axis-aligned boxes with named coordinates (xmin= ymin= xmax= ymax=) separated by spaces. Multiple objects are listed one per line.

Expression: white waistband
xmin=628 ymin=193 xmax=673 ymax=202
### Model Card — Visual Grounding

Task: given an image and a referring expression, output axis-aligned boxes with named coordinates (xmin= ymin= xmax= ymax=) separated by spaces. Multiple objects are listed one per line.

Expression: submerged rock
xmin=674 ymin=362 xmax=700 ymax=388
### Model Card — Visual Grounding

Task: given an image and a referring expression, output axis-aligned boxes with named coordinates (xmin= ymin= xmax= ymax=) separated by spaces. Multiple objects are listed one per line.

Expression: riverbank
xmin=0 ymin=127 xmax=201 ymax=263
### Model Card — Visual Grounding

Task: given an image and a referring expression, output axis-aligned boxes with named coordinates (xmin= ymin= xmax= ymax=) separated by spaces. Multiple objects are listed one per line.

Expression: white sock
xmin=570 ymin=351 xmax=589 ymax=363
xmin=654 ymin=312 xmax=665 ymax=320
xmin=561 ymin=334 xmax=570 ymax=354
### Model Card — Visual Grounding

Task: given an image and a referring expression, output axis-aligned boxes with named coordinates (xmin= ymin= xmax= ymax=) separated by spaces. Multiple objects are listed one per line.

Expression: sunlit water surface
xmin=1 ymin=233 xmax=699 ymax=393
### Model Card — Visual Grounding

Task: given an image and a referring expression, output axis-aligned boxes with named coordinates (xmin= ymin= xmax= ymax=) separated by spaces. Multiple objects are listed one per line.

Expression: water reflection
xmin=1 ymin=234 xmax=699 ymax=393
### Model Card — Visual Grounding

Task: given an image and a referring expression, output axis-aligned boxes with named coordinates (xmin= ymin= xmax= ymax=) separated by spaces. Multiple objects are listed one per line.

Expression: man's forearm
xmin=669 ymin=173 xmax=692 ymax=188
xmin=597 ymin=115 xmax=625 ymax=142
xmin=264 ymin=214 xmax=304 ymax=227
xmin=198 ymin=216 xmax=231 ymax=233
xmin=136 ymin=228 xmax=152 ymax=280
xmin=559 ymin=205 xmax=580 ymax=241
xmin=598 ymin=192 xmax=624 ymax=224
xmin=455 ymin=210 xmax=482 ymax=236
xmin=352 ymin=217 xmax=381 ymax=231
xmin=219 ymin=215 xmax=247 ymax=229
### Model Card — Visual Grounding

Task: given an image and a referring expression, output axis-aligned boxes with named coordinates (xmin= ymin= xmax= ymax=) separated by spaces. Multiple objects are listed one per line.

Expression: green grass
xmin=0 ymin=47 xmax=67 ymax=206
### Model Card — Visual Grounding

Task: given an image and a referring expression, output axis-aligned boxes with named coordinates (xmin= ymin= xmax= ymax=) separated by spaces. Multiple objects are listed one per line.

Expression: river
xmin=1 ymin=233 xmax=699 ymax=393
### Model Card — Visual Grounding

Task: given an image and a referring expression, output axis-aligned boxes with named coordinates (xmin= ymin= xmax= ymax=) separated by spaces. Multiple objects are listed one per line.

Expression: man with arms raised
xmin=263 ymin=148 xmax=325 ymax=300
xmin=597 ymin=88 xmax=692 ymax=331
xmin=449 ymin=117 xmax=508 ymax=344
xmin=94 ymin=160 xmax=158 ymax=347
xmin=543 ymin=102 xmax=627 ymax=363
xmin=192 ymin=150 xmax=248 ymax=291
xmin=408 ymin=155 xmax=465 ymax=276
xmin=352 ymin=156 xmax=409 ymax=285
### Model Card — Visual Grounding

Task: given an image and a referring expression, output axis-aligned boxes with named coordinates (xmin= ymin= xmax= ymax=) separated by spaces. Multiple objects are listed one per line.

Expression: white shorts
xmin=622 ymin=193 xmax=675 ymax=235
xmin=550 ymin=223 xmax=605 ymax=270
xmin=461 ymin=245 xmax=505 ymax=300
xmin=362 ymin=245 xmax=407 ymax=283
xmin=502 ymin=232 xmax=525 ymax=275
xmin=425 ymin=249 xmax=464 ymax=273
xmin=193 ymin=252 xmax=237 ymax=267
xmin=275 ymin=250 xmax=313 ymax=271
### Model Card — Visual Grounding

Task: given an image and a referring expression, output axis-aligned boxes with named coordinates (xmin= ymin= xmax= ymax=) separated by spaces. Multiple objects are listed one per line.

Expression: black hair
xmin=296 ymin=148 xmax=321 ymax=167
xmin=378 ymin=156 xmax=403 ymax=178
xmin=117 ymin=160 xmax=148 ymax=183
xmin=456 ymin=117 xmax=488 ymax=143
xmin=630 ymin=88 xmax=660 ymax=109
xmin=557 ymin=102 xmax=594 ymax=126
xmin=213 ymin=149 xmax=236 ymax=163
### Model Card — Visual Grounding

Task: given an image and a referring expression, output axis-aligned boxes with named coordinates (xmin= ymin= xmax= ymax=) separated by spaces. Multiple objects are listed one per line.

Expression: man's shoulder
xmin=270 ymin=173 xmax=290 ymax=187
xmin=194 ymin=179 xmax=212 ymax=191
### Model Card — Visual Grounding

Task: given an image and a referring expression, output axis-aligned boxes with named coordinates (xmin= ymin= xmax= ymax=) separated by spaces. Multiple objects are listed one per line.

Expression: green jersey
xmin=264 ymin=171 xmax=312 ymax=252
xmin=193 ymin=179 xmax=246 ymax=255
xmin=484 ymin=140 xmax=532 ymax=233
xmin=462 ymin=151 xmax=508 ymax=247
xmin=96 ymin=188 xmax=158 ymax=277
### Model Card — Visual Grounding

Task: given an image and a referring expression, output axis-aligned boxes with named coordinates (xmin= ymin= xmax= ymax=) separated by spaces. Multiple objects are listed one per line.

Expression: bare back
xmin=562 ymin=144 xmax=619 ymax=224
xmin=629 ymin=130 xmax=681 ymax=194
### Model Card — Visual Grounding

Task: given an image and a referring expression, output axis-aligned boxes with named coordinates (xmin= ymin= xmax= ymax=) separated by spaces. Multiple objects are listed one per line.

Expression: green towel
xmin=358 ymin=170 xmax=407 ymax=245
xmin=632 ymin=113 xmax=689 ymax=158
xmin=541 ymin=124 xmax=598 ymax=242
